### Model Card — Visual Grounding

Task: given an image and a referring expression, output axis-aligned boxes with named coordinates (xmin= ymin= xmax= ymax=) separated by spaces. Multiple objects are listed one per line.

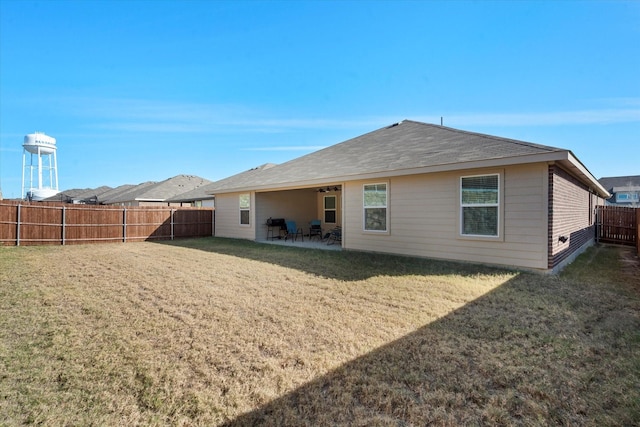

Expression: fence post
xmin=171 ymin=208 xmax=175 ymax=240
xmin=16 ymin=204 xmax=21 ymax=246
xmin=62 ymin=206 xmax=66 ymax=245
xmin=637 ymin=209 xmax=639 ymax=256
xmin=595 ymin=206 xmax=599 ymax=244
xmin=123 ymin=208 xmax=127 ymax=242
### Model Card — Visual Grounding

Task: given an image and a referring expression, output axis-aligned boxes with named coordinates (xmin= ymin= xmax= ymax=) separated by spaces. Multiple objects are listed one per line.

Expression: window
xmin=460 ymin=174 xmax=499 ymax=236
xmin=239 ymin=193 xmax=250 ymax=225
xmin=324 ymin=195 xmax=336 ymax=223
xmin=616 ymin=192 xmax=639 ymax=202
xmin=364 ymin=183 xmax=387 ymax=231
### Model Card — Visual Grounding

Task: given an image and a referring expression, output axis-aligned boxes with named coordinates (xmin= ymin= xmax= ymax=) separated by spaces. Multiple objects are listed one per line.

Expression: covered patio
xmin=254 ymin=185 xmax=343 ymax=248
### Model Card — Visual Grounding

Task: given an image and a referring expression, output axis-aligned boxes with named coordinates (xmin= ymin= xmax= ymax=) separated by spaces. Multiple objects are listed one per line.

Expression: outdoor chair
xmin=326 ymin=226 xmax=342 ymax=245
xmin=284 ymin=220 xmax=303 ymax=242
xmin=309 ymin=219 xmax=322 ymax=240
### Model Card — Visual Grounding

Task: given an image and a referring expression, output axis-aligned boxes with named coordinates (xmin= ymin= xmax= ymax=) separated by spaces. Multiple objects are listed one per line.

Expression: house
xmin=102 ymin=175 xmax=213 ymax=206
xmin=44 ymin=186 xmax=114 ymax=204
xmin=207 ymin=120 xmax=609 ymax=273
xmin=598 ymin=175 xmax=640 ymax=206
xmin=165 ymin=182 xmax=217 ymax=207
xmin=40 ymin=175 xmax=214 ymax=206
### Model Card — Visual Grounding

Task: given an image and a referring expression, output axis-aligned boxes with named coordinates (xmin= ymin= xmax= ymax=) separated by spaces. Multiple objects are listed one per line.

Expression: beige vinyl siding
xmin=503 ymin=164 xmax=547 ymax=249
xmin=344 ymin=163 xmax=549 ymax=270
xmin=213 ymin=192 xmax=256 ymax=240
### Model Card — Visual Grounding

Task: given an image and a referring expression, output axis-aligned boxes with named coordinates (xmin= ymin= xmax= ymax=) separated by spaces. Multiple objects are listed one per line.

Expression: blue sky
xmin=1 ymin=0 xmax=638 ymax=199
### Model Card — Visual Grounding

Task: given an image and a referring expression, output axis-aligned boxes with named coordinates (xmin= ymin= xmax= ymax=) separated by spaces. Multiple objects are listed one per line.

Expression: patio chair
xmin=309 ymin=219 xmax=322 ymax=241
xmin=284 ymin=220 xmax=303 ymax=242
xmin=326 ymin=226 xmax=342 ymax=245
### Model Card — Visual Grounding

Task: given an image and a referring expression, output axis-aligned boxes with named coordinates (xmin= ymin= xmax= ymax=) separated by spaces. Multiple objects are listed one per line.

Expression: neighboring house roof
xmin=45 ymin=175 xmax=214 ymax=205
xmin=44 ymin=186 xmax=113 ymax=202
xmin=102 ymin=181 xmax=158 ymax=204
xmin=208 ymin=120 xmax=609 ymax=197
xmin=94 ymin=184 xmax=138 ymax=203
xmin=166 ymin=182 xmax=218 ymax=203
xmin=598 ymin=175 xmax=640 ymax=192
xmin=205 ymin=163 xmax=278 ymax=193
xmin=104 ymin=175 xmax=213 ymax=204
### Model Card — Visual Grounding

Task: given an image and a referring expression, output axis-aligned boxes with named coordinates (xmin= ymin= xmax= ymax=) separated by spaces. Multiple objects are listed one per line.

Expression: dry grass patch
xmin=1 ymin=238 xmax=639 ymax=426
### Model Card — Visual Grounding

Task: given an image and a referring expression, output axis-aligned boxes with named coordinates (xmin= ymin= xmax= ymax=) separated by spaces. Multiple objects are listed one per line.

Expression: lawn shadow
xmin=219 ymin=260 xmax=639 ymax=426
xmin=155 ymin=236 xmax=509 ymax=281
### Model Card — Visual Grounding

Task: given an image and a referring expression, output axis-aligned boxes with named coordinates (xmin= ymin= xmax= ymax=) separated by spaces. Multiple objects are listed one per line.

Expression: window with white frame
xmin=363 ymin=183 xmax=387 ymax=231
xmin=324 ymin=195 xmax=336 ymax=224
xmin=239 ymin=193 xmax=250 ymax=225
xmin=460 ymin=174 xmax=499 ymax=236
xmin=616 ymin=192 xmax=639 ymax=202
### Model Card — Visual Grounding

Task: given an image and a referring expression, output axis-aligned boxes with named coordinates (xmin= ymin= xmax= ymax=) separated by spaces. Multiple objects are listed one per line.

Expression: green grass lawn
xmin=1 ymin=238 xmax=639 ymax=426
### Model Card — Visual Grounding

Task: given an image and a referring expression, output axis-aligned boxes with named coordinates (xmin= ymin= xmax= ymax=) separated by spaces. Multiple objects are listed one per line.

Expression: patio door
xmin=324 ymin=195 xmax=337 ymax=224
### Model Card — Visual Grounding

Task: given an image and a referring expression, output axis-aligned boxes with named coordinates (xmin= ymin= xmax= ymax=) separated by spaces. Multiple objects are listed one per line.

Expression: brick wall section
xmin=548 ymin=165 xmax=596 ymax=269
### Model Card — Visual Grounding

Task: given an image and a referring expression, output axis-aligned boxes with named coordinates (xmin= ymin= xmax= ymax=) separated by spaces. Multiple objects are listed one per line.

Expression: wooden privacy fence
xmin=0 ymin=202 xmax=214 ymax=246
xmin=595 ymin=205 xmax=638 ymax=252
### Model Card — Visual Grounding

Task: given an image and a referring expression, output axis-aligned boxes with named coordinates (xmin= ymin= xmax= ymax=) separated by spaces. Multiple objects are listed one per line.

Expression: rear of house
xmin=209 ymin=121 xmax=608 ymax=273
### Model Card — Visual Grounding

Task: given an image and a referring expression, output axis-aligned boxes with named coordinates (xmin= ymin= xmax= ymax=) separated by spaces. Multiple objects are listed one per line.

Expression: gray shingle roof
xmin=42 ymin=175 xmax=214 ymax=204
xmin=104 ymin=175 xmax=213 ymax=204
xmin=205 ymin=163 xmax=277 ymax=193
xmin=95 ymin=184 xmax=138 ymax=202
xmin=166 ymin=182 xmax=218 ymax=202
xmin=43 ymin=186 xmax=113 ymax=202
xmin=598 ymin=175 xmax=640 ymax=191
xmin=102 ymin=181 xmax=158 ymax=204
xmin=208 ymin=120 xmax=566 ymax=193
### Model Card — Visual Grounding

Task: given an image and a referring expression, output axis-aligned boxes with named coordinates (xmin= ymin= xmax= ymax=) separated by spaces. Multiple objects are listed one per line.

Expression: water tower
xmin=21 ymin=132 xmax=60 ymax=201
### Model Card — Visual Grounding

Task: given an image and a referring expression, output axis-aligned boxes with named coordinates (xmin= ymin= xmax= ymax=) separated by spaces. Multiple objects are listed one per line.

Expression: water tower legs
xmin=21 ymin=146 xmax=60 ymax=200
